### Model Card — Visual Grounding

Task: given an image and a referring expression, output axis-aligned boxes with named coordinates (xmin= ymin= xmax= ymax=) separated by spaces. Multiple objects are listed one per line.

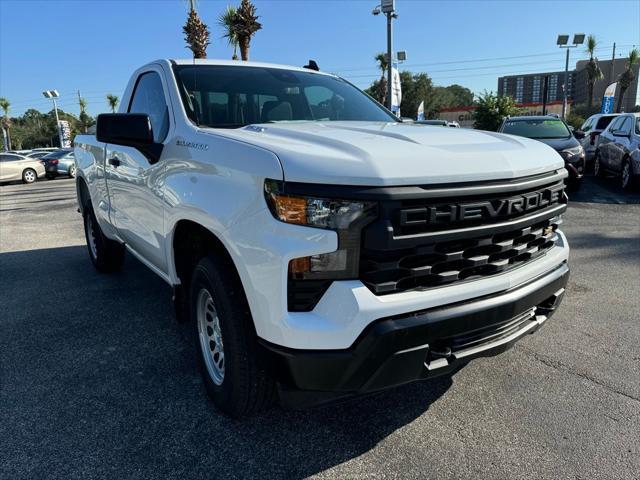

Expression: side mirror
xmin=96 ymin=113 xmax=163 ymax=164
xmin=573 ymin=130 xmax=586 ymax=140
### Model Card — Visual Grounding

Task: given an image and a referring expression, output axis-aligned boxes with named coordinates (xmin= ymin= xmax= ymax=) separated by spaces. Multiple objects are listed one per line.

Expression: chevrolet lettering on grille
xmin=399 ymin=183 xmax=565 ymax=227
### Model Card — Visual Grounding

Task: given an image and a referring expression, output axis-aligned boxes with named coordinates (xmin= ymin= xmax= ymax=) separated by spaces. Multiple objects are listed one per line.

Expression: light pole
xmin=372 ymin=0 xmax=397 ymax=111
xmin=557 ymin=33 xmax=585 ymax=119
xmin=43 ymin=90 xmax=63 ymax=148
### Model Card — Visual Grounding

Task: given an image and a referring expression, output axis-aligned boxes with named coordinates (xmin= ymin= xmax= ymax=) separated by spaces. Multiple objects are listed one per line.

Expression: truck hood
xmin=205 ymin=121 xmax=564 ymax=186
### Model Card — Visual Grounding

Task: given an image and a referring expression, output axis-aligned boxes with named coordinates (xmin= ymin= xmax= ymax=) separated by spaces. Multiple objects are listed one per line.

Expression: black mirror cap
xmin=97 ymin=113 xmax=154 ymax=146
xmin=573 ymin=130 xmax=586 ymax=139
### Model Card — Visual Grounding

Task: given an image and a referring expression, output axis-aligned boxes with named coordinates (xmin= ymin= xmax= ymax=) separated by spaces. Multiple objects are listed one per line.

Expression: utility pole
xmin=609 ymin=42 xmax=616 ymax=83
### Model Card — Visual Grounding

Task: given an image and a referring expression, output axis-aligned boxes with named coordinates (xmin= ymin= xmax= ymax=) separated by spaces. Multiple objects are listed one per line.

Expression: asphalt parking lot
xmin=1 ymin=177 xmax=639 ymax=479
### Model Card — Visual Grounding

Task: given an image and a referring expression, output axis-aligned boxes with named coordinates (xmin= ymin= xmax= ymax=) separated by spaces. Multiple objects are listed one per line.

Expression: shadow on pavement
xmin=0 ymin=245 xmax=454 ymax=479
xmin=569 ymin=175 xmax=640 ymax=205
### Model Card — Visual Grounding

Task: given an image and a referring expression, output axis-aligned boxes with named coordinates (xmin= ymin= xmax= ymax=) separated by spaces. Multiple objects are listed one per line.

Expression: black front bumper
xmin=261 ymin=263 xmax=569 ymax=407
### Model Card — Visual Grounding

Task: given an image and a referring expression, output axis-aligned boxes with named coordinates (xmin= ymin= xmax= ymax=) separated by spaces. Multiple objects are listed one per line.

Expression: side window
xmin=128 ymin=72 xmax=169 ymax=143
xmin=607 ymin=117 xmax=623 ymax=132
xmin=581 ymin=118 xmax=593 ymax=132
xmin=0 ymin=154 xmax=18 ymax=162
xmin=618 ymin=117 xmax=632 ymax=135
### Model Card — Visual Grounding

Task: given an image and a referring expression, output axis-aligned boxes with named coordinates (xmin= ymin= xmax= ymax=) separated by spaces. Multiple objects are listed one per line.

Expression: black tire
xmin=190 ymin=254 xmax=275 ymax=417
xmin=22 ymin=168 xmax=37 ymax=184
xmin=593 ymin=153 xmax=604 ymax=177
xmin=83 ymin=203 xmax=125 ymax=273
xmin=68 ymin=164 xmax=77 ymax=178
xmin=621 ymin=159 xmax=637 ymax=191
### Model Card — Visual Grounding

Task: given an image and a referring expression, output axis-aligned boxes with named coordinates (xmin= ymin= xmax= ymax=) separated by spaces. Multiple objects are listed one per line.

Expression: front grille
xmin=361 ymin=217 xmax=560 ymax=294
xmin=360 ymin=172 xmax=567 ymax=296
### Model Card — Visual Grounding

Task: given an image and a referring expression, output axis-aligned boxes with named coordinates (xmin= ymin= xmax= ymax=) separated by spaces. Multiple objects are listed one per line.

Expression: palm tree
xmin=183 ymin=2 xmax=210 ymax=59
xmin=106 ymin=94 xmax=119 ymax=113
xmin=229 ymin=0 xmax=262 ymax=61
xmin=585 ymin=35 xmax=603 ymax=108
xmin=0 ymin=97 xmax=12 ymax=150
xmin=79 ymin=97 xmax=91 ymax=133
xmin=617 ymin=48 xmax=639 ymax=113
xmin=219 ymin=5 xmax=239 ymax=60
xmin=374 ymin=53 xmax=389 ymax=104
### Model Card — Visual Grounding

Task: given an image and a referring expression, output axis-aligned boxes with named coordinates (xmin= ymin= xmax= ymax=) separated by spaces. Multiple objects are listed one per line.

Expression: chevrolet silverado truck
xmin=74 ymin=59 xmax=570 ymax=417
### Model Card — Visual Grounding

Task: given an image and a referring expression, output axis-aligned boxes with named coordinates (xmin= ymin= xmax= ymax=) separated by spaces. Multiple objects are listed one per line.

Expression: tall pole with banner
xmin=43 ymin=90 xmax=63 ymax=147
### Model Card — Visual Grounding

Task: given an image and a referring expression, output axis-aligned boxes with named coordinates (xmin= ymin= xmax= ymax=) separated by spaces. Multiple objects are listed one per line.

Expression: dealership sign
xmin=601 ymin=82 xmax=617 ymax=114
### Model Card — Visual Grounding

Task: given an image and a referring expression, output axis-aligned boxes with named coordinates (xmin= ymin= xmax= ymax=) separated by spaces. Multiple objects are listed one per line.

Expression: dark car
xmin=498 ymin=116 xmax=585 ymax=188
xmin=594 ymin=113 xmax=640 ymax=191
xmin=41 ymin=149 xmax=76 ymax=179
xmin=25 ymin=150 xmax=52 ymax=160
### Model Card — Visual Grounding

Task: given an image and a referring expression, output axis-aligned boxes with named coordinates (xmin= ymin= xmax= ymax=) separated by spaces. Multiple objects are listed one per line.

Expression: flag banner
xmin=391 ymin=64 xmax=402 ymax=116
xmin=417 ymin=101 xmax=425 ymax=121
xmin=601 ymin=82 xmax=617 ymax=114
xmin=58 ymin=120 xmax=72 ymax=148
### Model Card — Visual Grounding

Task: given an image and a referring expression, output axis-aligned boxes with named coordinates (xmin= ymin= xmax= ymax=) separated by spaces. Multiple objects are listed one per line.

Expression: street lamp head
xmin=42 ymin=91 xmax=52 ymax=99
xmin=572 ymin=33 xmax=585 ymax=45
xmin=557 ymin=34 xmax=569 ymax=46
xmin=42 ymin=90 xmax=60 ymax=99
xmin=372 ymin=6 xmax=381 ymax=15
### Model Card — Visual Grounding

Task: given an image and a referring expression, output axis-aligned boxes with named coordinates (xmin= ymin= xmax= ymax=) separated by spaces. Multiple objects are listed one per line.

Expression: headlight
xmin=561 ymin=145 xmax=584 ymax=159
xmin=264 ymin=179 xmax=377 ymax=279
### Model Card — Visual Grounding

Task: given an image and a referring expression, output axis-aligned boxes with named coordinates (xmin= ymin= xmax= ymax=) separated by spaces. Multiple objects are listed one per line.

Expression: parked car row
xmin=0 ymin=147 xmax=76 ymax=184
xmin=499 ymin=113 xmax=640 ymax=192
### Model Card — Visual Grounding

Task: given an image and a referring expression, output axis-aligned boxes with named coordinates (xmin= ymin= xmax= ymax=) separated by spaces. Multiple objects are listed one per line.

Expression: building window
xmin=515 ymin=77 xmax=524 ymax=103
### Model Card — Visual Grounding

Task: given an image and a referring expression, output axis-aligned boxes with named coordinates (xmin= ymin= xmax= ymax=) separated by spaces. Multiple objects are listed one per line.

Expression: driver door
xmin=105 ymin=69 xmax=171 ymax=273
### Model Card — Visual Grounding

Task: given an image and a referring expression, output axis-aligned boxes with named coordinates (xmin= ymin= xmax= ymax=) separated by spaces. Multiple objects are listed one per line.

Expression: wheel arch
xmin=76 ymin=176 xmax=90 ymax=213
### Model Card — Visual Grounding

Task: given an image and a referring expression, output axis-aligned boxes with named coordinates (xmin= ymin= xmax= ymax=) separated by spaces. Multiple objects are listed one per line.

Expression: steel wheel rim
xmin=622 ymin=163 xmax=630 ymax=187
xmin=24 ymin=171 xmax=35 ymax=182
xmin=197 ymin=288 xmax=225 ymax=385
xmin=86 ymin=215 xmax=98 ymax=260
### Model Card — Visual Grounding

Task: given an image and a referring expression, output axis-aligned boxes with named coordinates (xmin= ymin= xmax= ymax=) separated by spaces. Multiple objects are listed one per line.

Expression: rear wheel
xmin=190 ymin=255 xmax=275 ymax=417
xmin=68 ymin=164 xmax=77 ymax=178
xmin=22 ymin=169 xmax=37 ymax=184
xmin=83 ymin=203 xmax=125 ymax=273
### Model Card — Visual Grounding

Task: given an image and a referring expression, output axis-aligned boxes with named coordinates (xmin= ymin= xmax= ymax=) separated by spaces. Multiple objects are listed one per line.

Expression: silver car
xmin=577 ymin=113 xmax=619 ymax=164
xmin=0 ymin=152 xmax=46 ymax=184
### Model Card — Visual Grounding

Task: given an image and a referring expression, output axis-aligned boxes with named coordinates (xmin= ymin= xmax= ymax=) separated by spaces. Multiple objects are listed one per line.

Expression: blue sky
xmin=1 ymin=0 xmax=638 ymax=117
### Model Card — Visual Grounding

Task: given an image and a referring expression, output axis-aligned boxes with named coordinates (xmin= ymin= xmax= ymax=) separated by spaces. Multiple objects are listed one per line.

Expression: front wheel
xmin=83 ymin=204 xmax=125 ymax=273
xmin=22 ymin=168 xmax=37 ymax=184
xmin=190 ymin=255 xmax=275 ymax=417
xmin=68 ymin=165 xmax=76 ymax=178
xmin=621 ymin=159 xmax=636 ymax=191
xmin=593 ymin=154 xmax=604 ymax=177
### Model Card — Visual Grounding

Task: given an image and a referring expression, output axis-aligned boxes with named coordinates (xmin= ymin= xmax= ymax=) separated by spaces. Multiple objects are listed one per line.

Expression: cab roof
xmin=166 ymin=58 xmax=334 ymax=77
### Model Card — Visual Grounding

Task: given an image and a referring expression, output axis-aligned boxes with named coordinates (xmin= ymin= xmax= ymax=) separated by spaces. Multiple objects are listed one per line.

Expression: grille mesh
xmin=360 ymin=218 xmax=560 ymax=295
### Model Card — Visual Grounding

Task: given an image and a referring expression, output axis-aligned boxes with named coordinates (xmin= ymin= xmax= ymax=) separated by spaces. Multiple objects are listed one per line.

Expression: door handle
xmin=108 ymin=157 xmax=121 ymax=167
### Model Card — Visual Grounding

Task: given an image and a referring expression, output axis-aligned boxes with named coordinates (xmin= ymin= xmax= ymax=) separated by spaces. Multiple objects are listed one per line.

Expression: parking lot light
xmin=557 ymin=33 xmax=585 ymax=119
xmin=42 ymin=90 xmax=63 ymax=148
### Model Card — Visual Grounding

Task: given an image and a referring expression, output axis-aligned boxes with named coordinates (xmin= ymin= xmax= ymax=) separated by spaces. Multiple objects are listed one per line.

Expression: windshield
xmin=502 ymin=119 xmax=571 ymax=139
xmin=172 ymin=65 xmax=396 ymax=128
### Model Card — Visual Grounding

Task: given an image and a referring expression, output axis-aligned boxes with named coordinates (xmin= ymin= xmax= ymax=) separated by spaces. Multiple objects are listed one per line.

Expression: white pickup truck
xmin=74 ymin=59 xmax=570 ymax=417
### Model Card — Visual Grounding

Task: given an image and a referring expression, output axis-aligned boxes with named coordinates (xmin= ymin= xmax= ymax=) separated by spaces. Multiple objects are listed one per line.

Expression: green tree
xmin=398 ymin=72 xmax=434 ymax=119
xmin=106 ymin=94 xmax=119 ymax=113
xmin=585 ymin=35 xmax=604 ymax=108
xmin=472 ymin=92 xmax=520 ymax=131
xmin=229 ymin=0 xmax=262 ymax=61
xmin=616 ymin=48 xmax=639 ymax=113
xmin=183 ymin=3 xmax=210 ymax=59
xmin=0 ymin=97 xmax=11 ymax=150
xmin=219 ymin=5 xmax=239 ymax=60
